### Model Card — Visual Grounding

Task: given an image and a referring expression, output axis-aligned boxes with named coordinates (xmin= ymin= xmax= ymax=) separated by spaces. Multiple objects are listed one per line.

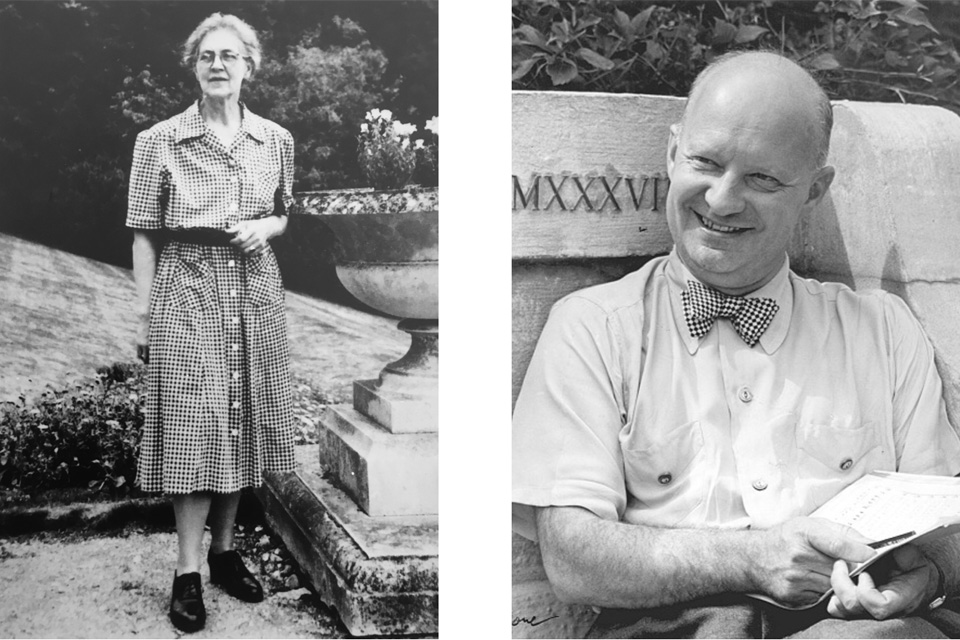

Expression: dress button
xmin=658 ymin=473 xmax=672 ymax=485
xmin=738 ymin=387 xmax=753 ymax=403
xmin=230 ymin=288 xmax=238 ymax=297
xmin=840 ymin=458 xmax=853 ymax=471
xmin=231 ymin=429 xmax=239 ymax=436
xmin=752 ymin=479 xmax=768 ymax=491
xmin=231 ymin=344 xmax=239 ymax=351
xmin=232 ymin=371 xmax=240 ymax=380
xmin=229 ymin=202 xmax=238 ymax=212
xmin=228 ymin=260 xmax=236 ymax=267
xmin=232 ymin=401 xmax=241 ymax=409
xmin=232 ymin=316 xmax=240 ymax=324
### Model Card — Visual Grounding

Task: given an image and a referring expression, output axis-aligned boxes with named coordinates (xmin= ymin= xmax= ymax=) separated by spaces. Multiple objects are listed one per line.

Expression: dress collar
xmin=175 ymin=100 xmax=266 ymax=144
xmin=665 ymin=248 xmax=793 ymax=355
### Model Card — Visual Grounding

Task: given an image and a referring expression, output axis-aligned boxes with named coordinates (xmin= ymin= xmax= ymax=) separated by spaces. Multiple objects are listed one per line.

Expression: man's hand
xmin=827 ymin=544 xmax=937 ymax=620
xmin=227 ymin=217 xmax=283 ymax=255
xmin=752 ymin=517 xmax=876 ymax=607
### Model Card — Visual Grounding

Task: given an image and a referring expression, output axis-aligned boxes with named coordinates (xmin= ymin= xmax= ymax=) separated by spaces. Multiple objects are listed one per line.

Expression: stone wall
xmin=511 ymin=90 xmax=960 ymax=638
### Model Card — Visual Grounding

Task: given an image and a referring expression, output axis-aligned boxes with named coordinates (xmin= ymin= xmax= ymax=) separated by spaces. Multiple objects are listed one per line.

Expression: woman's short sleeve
xmin=126 ymin=129 xmax=165 ymax=230
xmin=276 ymin=128 xmax=295 ymax=215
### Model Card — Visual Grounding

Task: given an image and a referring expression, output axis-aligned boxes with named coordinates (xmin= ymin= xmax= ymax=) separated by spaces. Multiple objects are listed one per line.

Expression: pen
xmin=868 ymin=531 xmax=916 ymax=549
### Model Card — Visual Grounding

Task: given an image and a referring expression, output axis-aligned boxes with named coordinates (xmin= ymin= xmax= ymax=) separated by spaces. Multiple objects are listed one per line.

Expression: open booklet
xmin=749 ymin=471 xmax=960 ymax=610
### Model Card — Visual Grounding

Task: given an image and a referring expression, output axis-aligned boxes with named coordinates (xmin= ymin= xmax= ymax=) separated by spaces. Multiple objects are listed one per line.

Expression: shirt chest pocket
xmin=797 ymin=421 xmax=888 ymax=507
xmin=620 ymin=420 xmax=705 ymax=525
xmin=250 ymin=164 xmax=280 ymax=214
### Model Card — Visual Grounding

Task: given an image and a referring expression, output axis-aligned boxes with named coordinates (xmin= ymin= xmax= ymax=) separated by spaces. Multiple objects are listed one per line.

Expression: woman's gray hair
xmin=181 ymin=13 xmax=262 ymax=76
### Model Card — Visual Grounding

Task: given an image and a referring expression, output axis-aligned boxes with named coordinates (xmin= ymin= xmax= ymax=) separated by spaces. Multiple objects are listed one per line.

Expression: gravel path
xmin=0 ymin=528 xmax=345 ymax=638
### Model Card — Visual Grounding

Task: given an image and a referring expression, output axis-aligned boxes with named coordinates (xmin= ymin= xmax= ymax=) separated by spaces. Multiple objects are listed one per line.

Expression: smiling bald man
xmin=512 ymin=51 xmax=960 ymax=638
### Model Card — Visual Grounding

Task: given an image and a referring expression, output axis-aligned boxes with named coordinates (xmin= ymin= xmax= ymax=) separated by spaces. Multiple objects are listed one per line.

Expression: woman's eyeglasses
xmin=197 ymin=50 xmax=244 ymax=67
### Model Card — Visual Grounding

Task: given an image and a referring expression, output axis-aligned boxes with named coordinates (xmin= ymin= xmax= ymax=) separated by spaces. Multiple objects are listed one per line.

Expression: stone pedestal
xmin=264 ymin=187 xmax=439 ymax=636
xmin=257 ymin=447 xmax=437 ymax=637
xmin=353 ymin=319 xmax=438 ymax=434
xmin=317 ymin=404 xmax=438 ymax=516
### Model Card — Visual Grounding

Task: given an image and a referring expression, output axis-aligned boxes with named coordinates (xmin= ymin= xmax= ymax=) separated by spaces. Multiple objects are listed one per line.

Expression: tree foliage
xmin=0 ymin=1 xmax=437 ymax=294
xmin=512 ymin=0 xmax=960 ymax=115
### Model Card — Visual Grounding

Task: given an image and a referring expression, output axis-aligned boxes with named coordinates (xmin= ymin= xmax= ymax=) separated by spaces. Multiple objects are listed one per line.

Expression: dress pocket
xmin=246 ymin=249 xmax=284 ymax=308
xmin=621 ymin=420 xmax=705 ymax=525
xmin=168 ymin=246 xmax=216 ymax=311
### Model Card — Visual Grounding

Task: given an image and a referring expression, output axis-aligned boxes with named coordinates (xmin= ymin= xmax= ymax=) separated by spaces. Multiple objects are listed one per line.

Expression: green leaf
xmin=809 ymin=53 xmax=841 ymax=70
xmin=889 ymin=6 xmax=938 ymax=33
xmin=929 ymin=66 xmax=956 ymax=82
xmin=546 ymin=57 xmax=579 ymax=86
xmin=514 ymin=24 xmax=548 ymax=49
xmin=735 ymin=25 xmax=768 ymax=44
xmin=631 ymin=6 xmax=656 ymax=36
xmin=613 ymin=8 xmax=631 ymax=35
xmin=712 ymin=19 xmax=737 ymax=45
xmin=512 ymin=58 xmax=538 ymax=81
xmin=577 ymin=48 xmax=615 ymax=70
xmin=644 ymin=40 xmax=664 ymax=63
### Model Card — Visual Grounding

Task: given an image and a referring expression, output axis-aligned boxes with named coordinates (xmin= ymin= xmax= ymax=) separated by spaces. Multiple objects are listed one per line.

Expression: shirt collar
xmin=665 ymin=248 xmax=793 ymax=355
xmin=175 ymin=100 xmax=266 ymax=144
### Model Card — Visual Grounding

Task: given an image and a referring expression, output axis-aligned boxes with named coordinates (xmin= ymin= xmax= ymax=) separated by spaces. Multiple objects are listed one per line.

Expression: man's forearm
xmin=536 ymin=506 xmax=757 ymax=609
xmin=536 ymin=506 xmax=875 ymax=610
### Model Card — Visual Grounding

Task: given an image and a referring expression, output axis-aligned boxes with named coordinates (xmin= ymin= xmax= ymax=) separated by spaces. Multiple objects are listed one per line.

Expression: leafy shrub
xmin=512 ymin=0 xmax=960 ymax=117
xmin=0 ymin=363 xmax=146 ymax=497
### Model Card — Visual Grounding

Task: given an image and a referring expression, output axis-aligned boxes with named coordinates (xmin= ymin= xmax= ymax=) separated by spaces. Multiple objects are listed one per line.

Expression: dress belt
xmin=164 ymin=228 xmax=235 ymax=247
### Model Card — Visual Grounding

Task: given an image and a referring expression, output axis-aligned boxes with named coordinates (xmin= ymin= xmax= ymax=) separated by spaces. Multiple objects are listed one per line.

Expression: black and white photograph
xmin=511 ymin=2 xmax=960 ymax=638
xmin=0 ymin=1 xmax=437 ymax=636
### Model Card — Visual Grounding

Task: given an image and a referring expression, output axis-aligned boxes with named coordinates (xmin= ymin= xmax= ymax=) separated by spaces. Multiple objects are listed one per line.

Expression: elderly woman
xmin=126 ymin=13 xmax=295 ymax=633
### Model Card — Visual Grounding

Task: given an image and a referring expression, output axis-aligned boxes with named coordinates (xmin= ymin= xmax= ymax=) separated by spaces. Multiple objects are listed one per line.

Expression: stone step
xmin=255 ymin=446 xmax=438 ymax=637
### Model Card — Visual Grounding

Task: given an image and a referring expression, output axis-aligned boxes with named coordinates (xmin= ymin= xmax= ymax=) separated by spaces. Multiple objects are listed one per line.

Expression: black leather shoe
xmin=169 ymin=571 xmax=206 ymax=633
xmin=208 ymin=549 xmax=264 ymax=603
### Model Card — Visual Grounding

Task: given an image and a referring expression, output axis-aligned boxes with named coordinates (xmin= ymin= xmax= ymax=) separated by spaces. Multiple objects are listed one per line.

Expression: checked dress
xmin=126 ymin=101 xmax=296 ymax=494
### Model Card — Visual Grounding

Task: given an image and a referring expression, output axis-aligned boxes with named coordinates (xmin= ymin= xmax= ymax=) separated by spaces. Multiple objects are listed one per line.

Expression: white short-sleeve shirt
xmin=512 ymin=250 xmax=960 ymax=540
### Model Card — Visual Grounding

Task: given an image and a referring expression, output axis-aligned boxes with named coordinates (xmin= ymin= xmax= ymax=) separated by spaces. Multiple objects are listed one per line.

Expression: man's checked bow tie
xmin=681 ymin=280 xmax=779 ymax=347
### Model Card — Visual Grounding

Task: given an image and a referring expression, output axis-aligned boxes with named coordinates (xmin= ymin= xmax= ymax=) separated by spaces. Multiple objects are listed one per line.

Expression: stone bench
xmin=511 ymin=90 xmax=960 ymax=638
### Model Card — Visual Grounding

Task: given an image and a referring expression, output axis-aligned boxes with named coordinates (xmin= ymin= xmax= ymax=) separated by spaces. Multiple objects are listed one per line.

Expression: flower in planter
xmin=413 ymin=115 xmax=438 ymax=188
xmin=358 ymin=109 xmax=418 ymax=190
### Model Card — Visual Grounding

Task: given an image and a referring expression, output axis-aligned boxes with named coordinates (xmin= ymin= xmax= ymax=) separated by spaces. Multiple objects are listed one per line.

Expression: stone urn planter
xmin=294 ymin=185 xmax=439 ymax=515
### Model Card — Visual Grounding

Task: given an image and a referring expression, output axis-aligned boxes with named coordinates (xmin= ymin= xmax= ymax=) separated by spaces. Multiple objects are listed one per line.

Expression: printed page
xmin=811 ymin=471 xmax=960 ymax=541
xmin=749 ymin=472 xmax=960 ymax=610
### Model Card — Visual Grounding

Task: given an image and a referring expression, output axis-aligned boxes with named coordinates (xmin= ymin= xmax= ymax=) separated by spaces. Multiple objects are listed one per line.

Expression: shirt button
xmin=738 ymin=387 xmax=753 ymax=403
xmin=232 ymin=371 xmax=240 ymax=380
xmin=229 ymin=202 xmax=239 ymax=212
xmin=232 ymin=401 xmax=241 ymax=409
xmin=232 ymin=316 xmax=240 ymax=324
xmin=230 ymin=288 xmax=238 ymax=297
xmin=231 ymin=429 xmax=239 ymax=436
xmin=231 ymin=344 xmax=240 ymax=351
xmin=658 ymin=473 xmax=672 ymax=485
xmin=228 ymin=159 xmax=237 ymax=168
xmin=840 ymin=458 xmax=854 ymax=471
xmin=228 ymin=260 xmax=236 ymax=267
xmin=752 ymin=479 xmax=768 ymax=491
